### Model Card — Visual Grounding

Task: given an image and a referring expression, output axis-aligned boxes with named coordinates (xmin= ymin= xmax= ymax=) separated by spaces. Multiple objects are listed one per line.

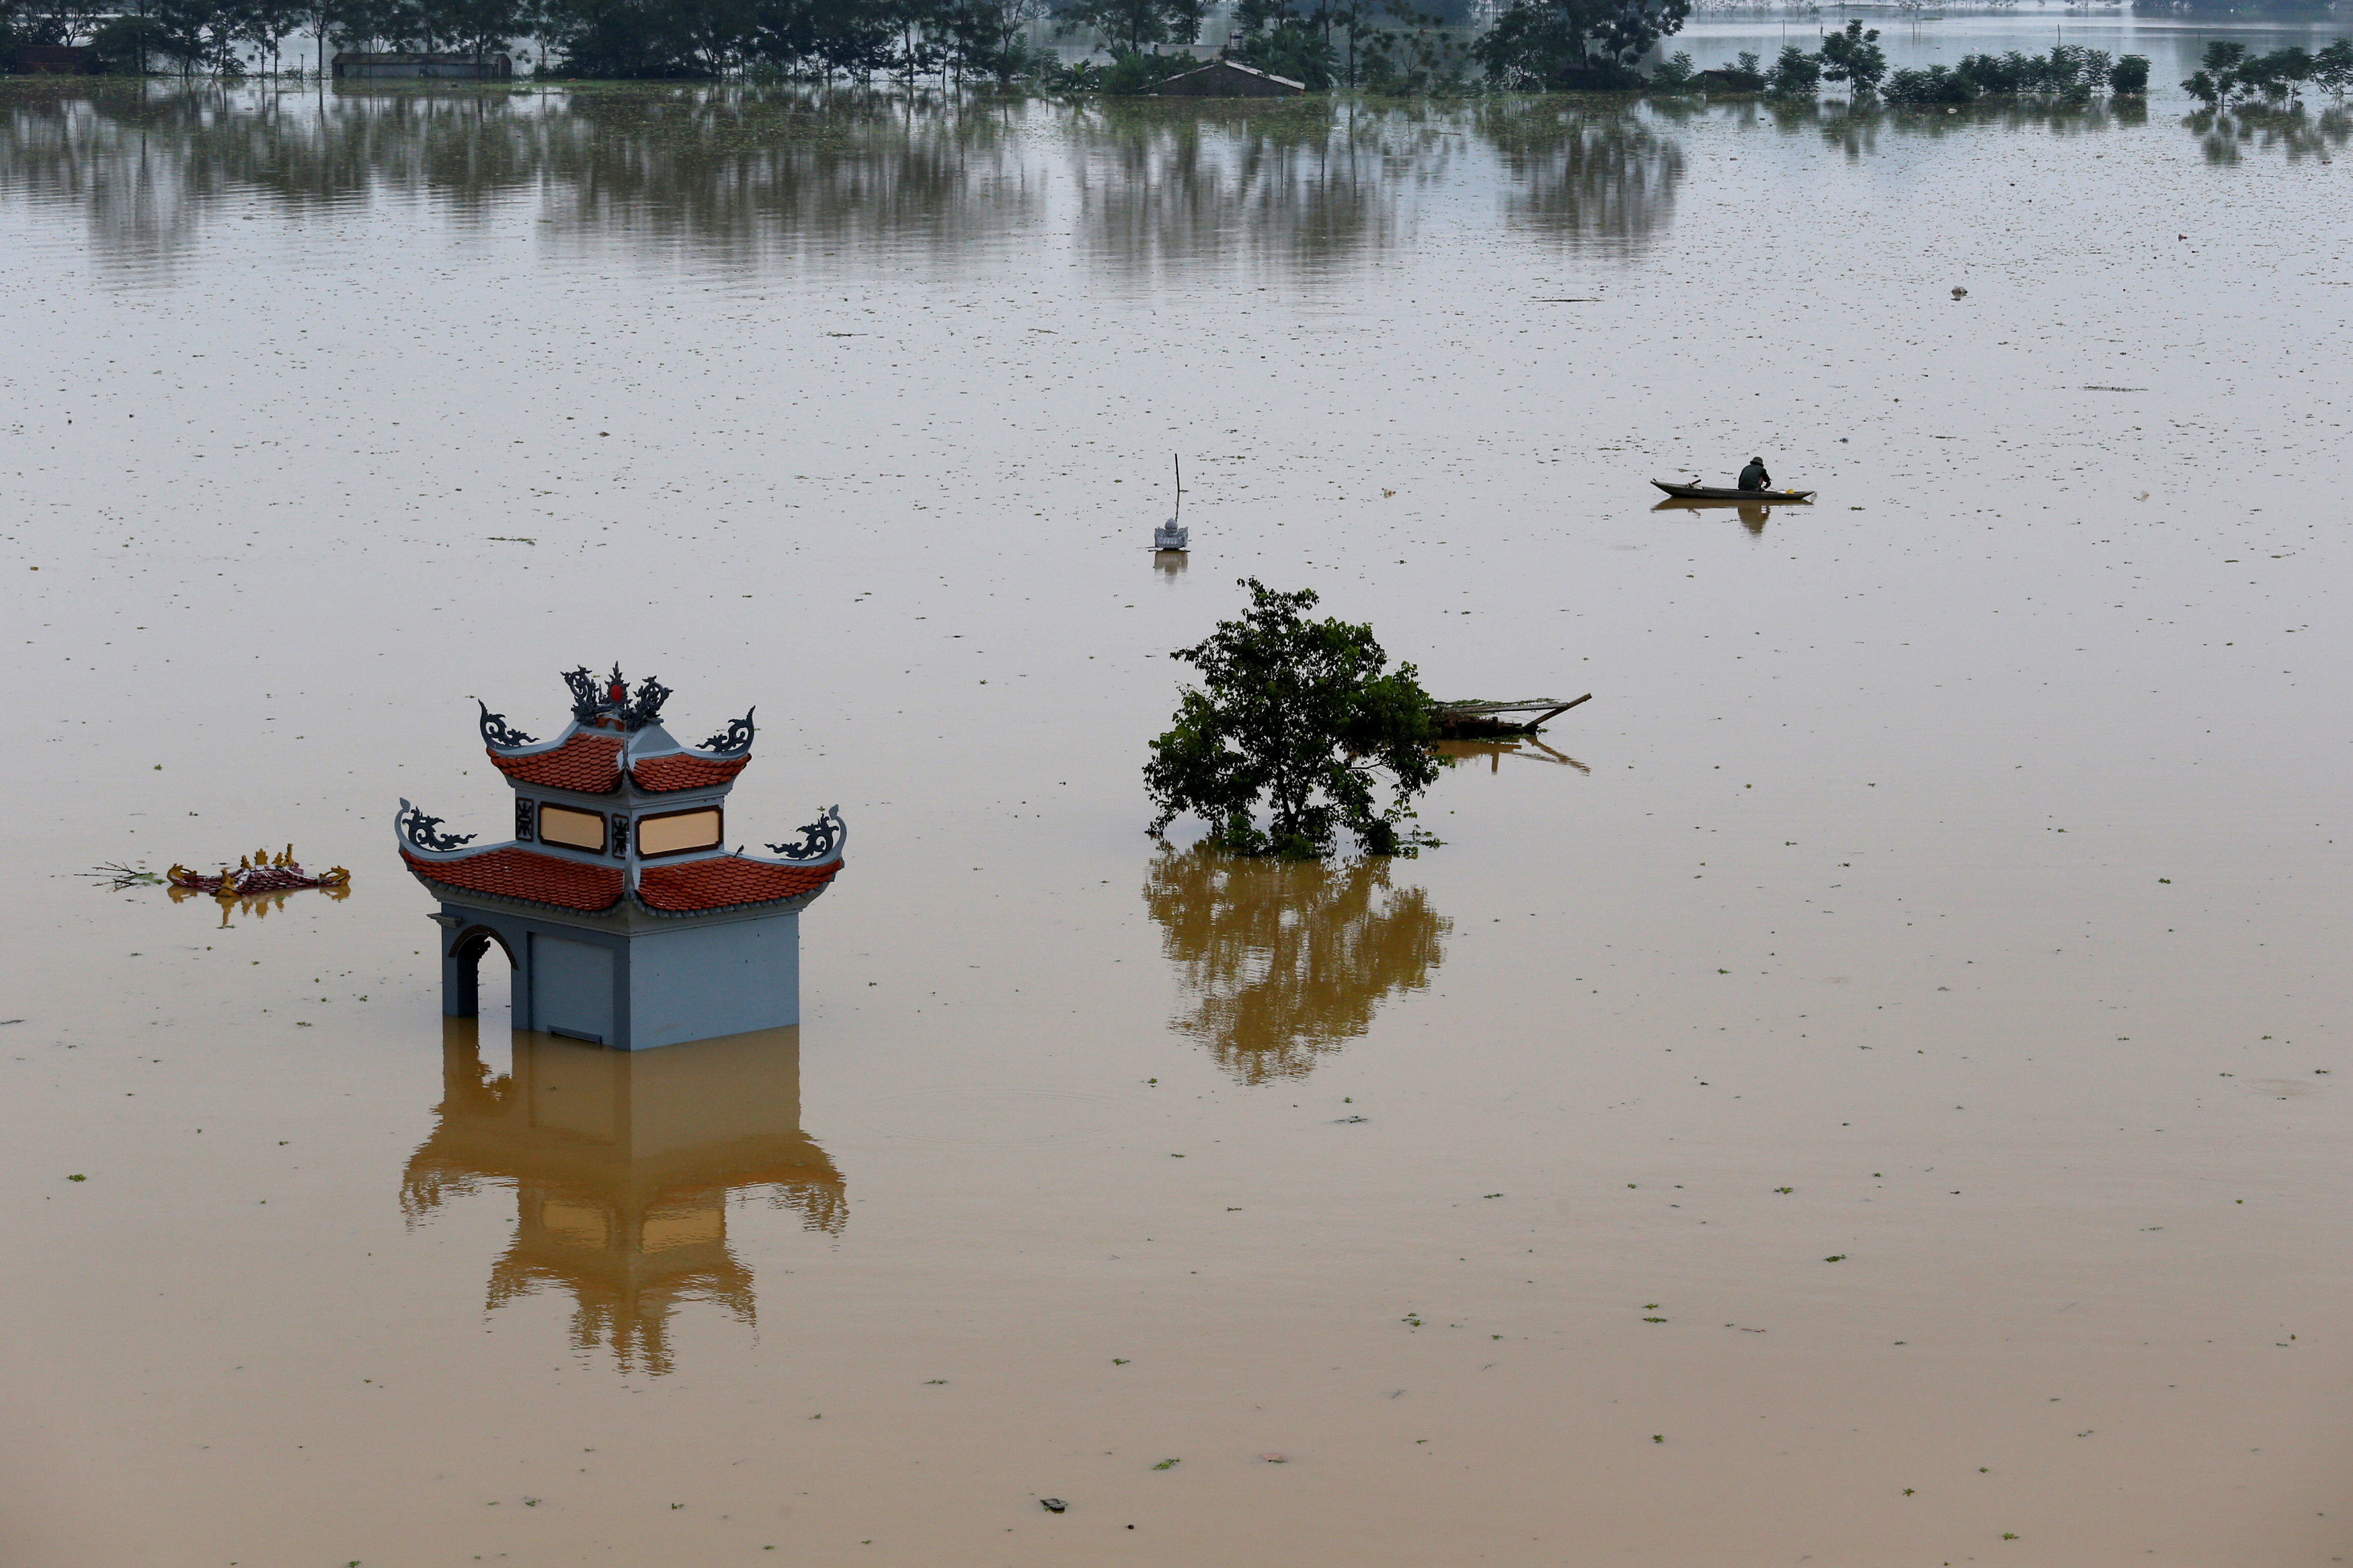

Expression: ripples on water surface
xmin=0 ymin=59 xmax=2347 ymax=1568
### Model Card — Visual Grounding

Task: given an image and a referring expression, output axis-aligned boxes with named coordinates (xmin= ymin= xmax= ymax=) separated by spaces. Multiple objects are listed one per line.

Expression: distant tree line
xmin=0 ymin=0 xmax=1488 ymax=85
xmin=1640 ymin=28 xmax=2353 ymax=106
xmin=8 ymin=0 xmax=2348 ymax=105
xmin=1635 ymin=29 xmax=2162 ymax=104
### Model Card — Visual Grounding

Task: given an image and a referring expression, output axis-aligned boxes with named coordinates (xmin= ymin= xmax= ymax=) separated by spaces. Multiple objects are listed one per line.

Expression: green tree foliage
xmin=1882 ymin=63 xmax=1973 ymax=104
xmin=1917 ymin=46 xmax=2163 ymax=101
xmin=2178 ymin=40 xmax=2316 ymax=106
xmin=1472 ymin=0 xmax=1691 ymax=91
xmin=1354 ymin=2 xmax=1475 ymax=93
xmin=1145 ymin=579 xmax=1441 ymax=860
xmin=943 ymin=0 xmax=1047 ymax=81
xmin=10 ymin=0 xmax=106 ymax=45
xmin=1055 ymin=0 xmax=1193 ymax=55
xmin=1764 ymin=42 xmax=1818 ymax=97
xmin=1715 ymin=49 xmax=1763 ymax=89
xmin=2316 ymin=40 xmax=2353 ymax=97
xmin=1232 ymin=17 xmax=1333 ymax=87
xmin=1225 ymin=0 xmax=1432 ymax=92
xmin=1640 ymin=46 xmax=1759 ymax=93
xmin=1814 ymin=18 xmax=1884 ymax=97
xmin=154 ymin=0 xmax=248 ymax=71
xmin=1645 ymin=47 xmax=1691 ymax=88
xmin=88 ymin=11 xmax=172 ymax=68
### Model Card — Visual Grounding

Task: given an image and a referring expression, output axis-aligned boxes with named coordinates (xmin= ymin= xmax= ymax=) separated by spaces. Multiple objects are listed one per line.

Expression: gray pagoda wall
xmin=436 ymin=902 xmax=802 ymax=1050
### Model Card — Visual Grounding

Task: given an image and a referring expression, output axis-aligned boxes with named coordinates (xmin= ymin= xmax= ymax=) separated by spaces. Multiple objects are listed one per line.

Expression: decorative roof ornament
xmin=563 ymin=663 xmax=674 ymax=732
xmin=766 ymin=807 xmax=844 ymax=864
xmin=701 ymin=708 xmax=756 ymax=756
xmin=478 ymin=700 xmax=536 ymax=750
xmin=397 ymin=798 xmax=477 ymax=852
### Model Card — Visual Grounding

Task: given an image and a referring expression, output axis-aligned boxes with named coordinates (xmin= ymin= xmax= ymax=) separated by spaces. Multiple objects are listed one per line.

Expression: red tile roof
xmin=636 ymin=855 xmax=841 ymax=914
xmin=487 ymin=734 xmax=624 ymax=794
xmin=403 ymin=848 xmax=625 ymax=913
xmin=631 ymin=753 xmax=750 ymax=793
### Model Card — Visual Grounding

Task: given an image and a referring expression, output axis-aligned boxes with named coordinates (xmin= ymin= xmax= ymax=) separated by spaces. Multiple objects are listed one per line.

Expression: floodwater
xmin=2 ymin=24 xmax=2348 ymax=1565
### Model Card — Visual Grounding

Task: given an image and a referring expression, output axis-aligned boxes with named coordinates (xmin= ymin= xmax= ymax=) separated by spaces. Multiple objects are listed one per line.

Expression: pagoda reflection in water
xmin=402 ymin=1021 xmax=844 ymax=1376
xmin=1142 ymin=844 xmax=1450 ymax=1085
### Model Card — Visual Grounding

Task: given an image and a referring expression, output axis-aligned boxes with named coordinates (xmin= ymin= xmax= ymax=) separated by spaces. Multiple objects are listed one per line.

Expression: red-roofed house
xmin=398 ymin=665 xmax=845 ymax=1050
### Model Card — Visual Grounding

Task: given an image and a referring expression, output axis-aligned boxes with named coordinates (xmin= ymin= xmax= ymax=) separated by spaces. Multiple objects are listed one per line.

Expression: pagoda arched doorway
xmin=444 ymin=923 xmax=518 ymax=1022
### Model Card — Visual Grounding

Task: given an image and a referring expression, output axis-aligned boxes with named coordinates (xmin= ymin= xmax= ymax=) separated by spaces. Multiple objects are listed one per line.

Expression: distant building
xmin=1158 ymin=59 xmax=1308 ymax=97
xmin=17 ymin=45 xmax=97 ymax=75
xmin=331 ymin=51 xmax=512 ymax=79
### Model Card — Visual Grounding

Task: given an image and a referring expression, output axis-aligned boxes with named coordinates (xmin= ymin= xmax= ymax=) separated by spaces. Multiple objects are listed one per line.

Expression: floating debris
xmin=82 ymin=862 xmax=166 ymax=890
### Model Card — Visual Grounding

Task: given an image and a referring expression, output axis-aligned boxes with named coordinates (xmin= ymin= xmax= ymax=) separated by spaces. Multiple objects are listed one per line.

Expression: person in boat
xmin=1738 ymin=456 xmax=1772 ymax=492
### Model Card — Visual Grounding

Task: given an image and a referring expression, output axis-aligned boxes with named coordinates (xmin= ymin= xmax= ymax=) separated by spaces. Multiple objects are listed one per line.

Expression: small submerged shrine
xmin=397 ymin=666 xmax=846 ymax=1050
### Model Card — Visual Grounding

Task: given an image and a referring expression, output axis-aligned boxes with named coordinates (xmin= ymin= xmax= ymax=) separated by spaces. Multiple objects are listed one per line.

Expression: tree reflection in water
xmin=1142 ymin=843 xmax=1449 ymax=1085
xmin=0 ymin=83 xmax=1041 ymax=273
xmin=2182 ymin=105 xmax=2349 ymax=165
xmin=1073 ymin=101 xmax=1417 ymax=276
xmin=401 ymin=1020 xmax=843 ymax=1377
xmin=1472 ymin=97 xmax=1684 ymax=245
xmin=6 ymin=81 xmax=2295 ymax=288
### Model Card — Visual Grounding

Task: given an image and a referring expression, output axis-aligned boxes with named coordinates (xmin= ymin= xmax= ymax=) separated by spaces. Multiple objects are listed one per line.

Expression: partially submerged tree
xmin=1055 ymin=0 xmax=1195 ymax=56
xmin=1472 ymin=0 xmax=1690 ymax=91
xmin=1763 ymin=42 xmax=1818 ymax=97
xmin=1815 ymin=18 xmax=1885 ymax=97
xmin=1146 ymin=579 xmax=1441 ymax=859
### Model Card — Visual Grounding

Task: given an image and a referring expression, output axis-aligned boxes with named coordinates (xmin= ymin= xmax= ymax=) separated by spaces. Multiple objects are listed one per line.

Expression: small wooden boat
xmin=1650 ymin=481 xmax=1814 ymax=503
xmin=1434 ymin=694 xmax=1591 ymax=739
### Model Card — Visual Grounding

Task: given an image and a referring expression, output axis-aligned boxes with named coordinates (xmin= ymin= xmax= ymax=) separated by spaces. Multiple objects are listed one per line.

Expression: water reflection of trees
xmin=401 ymin=1021 xmax=843 ymax=1377
xmin=1759 ymin=94 xmax=2347 ymax=163
xmin=1072 ymin=101 xmax=1419 ymax=277
xmin=2182 ymin=104 xmax=2350 ymax=163
xmin=4 ymin=81 xmax=1702 ymax=274
xmin=1754 ymin=95 xmax=2153 ymax=158
xmin=22 ymin=81 xmax=2292 ymax=279
xmin=0 ymin=81 xmax=1041 ymax=271
xmin=1142 ymin=843 xmax=1449 ymax=1085
xmin=1471 ymin=97 xmax=1683 ymax=245
xmin=536 ymin=86 xmax=1039 ymax=259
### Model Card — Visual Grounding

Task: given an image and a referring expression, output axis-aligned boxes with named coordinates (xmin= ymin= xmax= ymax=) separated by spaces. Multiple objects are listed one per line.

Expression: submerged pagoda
xmin=397 ymin=665 xmax=845 ymax=1050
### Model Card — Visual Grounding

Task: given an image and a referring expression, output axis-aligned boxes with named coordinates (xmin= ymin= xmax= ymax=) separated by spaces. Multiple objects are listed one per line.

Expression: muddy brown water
xmin=1 ymin=59 xmax=2347 ymax=1567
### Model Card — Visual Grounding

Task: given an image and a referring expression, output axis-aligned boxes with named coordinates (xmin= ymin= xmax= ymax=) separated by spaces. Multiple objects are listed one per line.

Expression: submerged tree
xmin=1055 ymin=0 xmax=1196 ymax=56
xmin=1471 ymin=0 xmax=1690 ymax=91
xmin=1815 ymin=18 xmax=1885 ymax=97
xmin=1764 ymin=42 xmax=1819 ymax=97
xmin=1146 ymin=579 xmax=1440 ymax=859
